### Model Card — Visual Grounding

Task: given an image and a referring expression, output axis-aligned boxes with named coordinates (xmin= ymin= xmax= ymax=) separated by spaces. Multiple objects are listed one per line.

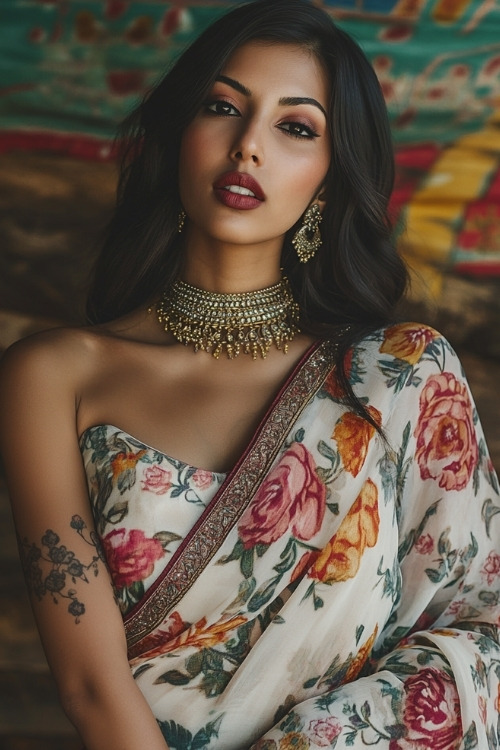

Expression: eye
xmin=278 ymin=121 xmax=319 ymax=140
xmin=204 ymin=99 xmax=240 ymax=117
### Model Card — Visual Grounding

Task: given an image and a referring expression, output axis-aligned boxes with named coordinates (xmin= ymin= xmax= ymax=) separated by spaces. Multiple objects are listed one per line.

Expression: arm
xmin=0 ymin=333 xmax=168 ymax=750
xmin=250 ymin=330 xmax=500 ymax=749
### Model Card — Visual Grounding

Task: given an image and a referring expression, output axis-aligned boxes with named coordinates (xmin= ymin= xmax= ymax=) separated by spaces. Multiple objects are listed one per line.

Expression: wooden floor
xmin=0 ymin=151 xmax=500 ymax=745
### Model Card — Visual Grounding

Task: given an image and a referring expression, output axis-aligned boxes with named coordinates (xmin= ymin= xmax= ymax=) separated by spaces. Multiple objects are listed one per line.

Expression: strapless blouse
xmin=79 ymin=424 xmax=226 ymax=615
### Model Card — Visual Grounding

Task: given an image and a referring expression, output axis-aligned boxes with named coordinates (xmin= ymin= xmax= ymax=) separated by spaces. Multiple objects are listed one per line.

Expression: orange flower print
xmin=309 ymin=479 xmax=380 ymax=583
xmin=290 ymin=550 xmax=320 ymax=583
xmin=134 ymin=615 xmax=248 ymax=660
xmin=380 ymin=323 xmax=438 ymax=365
xmin=111 ymin=449 xmax=147 ymax=480
xmin=131 ymin=611 xmax=186 ymax=662
xmin=323 ymin=349 xmax=353 ymax=400
xmin=414 ymin=372 xmax=478 ymax=491
xmin=333 ymin=407 xmax=382 ymax=477
xmin=279 ymin=733 xmax=308 ymax=750
xmin=345 ymin=625 xmax=378 ymax=682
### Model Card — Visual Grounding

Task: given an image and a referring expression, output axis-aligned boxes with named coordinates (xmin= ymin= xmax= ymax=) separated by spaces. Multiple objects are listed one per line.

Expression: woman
xmin=1 ymin=1 xmax=499 ymax=748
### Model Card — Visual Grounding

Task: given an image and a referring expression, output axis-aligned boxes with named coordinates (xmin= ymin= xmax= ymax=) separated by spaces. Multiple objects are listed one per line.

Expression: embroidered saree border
xmin=124 ymin=339 xmax=338 ymax=656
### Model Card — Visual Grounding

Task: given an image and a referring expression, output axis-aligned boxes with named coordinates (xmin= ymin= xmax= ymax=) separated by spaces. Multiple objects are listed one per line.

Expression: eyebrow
xmin=215 ymin=75 xmax=327 ymax=118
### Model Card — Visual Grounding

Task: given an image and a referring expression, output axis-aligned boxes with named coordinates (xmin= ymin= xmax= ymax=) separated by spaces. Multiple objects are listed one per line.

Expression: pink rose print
xmin=414 ymin=372 xmax=478 ymax=491
xmin=192 ymin=468 xmax=213 ymax=491
xmin=238 ymin=443 xmax=326 ymax=549
xmin=445 ymin=598 xmax=466 ymax=617
xmin=397 ymin=667 xmax=461 ymax=749
xmin=414 ymin=533 xmax=433 ymax=555
xmin=482 ymin=550 xmax=500 ymax=585
xmin=308 ymin=718 xmax=342 ymax=746
xmin=102 ymin=528 xmax=165 ymax=588
xmin=141 ymin=465 xmax=172 ymax=495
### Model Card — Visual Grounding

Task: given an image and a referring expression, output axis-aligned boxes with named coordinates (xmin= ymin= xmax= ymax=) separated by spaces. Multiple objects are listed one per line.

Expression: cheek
xmin=281 ymin=153 xmax=330 ymax=209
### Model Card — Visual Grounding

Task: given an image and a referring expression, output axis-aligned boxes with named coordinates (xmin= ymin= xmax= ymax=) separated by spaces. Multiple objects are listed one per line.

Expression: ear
xmin=313 ymin=186 xmax=327 ymax=214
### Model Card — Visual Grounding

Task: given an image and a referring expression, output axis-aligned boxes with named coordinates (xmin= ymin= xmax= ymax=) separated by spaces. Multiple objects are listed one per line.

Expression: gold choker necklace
xmin=155 ymin=277 xmax=300 ymax=359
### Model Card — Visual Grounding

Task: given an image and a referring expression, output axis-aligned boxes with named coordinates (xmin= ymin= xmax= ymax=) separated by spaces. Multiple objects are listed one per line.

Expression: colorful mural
xmin=1 ymin=0 xmax=500 ymax=292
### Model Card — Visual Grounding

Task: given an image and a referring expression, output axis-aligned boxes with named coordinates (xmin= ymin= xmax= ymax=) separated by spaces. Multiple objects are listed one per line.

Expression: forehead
xmin=219 ymin=40 xmax=329 ymax=107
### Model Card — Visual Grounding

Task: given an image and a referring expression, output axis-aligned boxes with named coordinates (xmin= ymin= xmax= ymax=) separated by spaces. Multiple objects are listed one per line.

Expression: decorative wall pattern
xmin=1 ymin=0 xmax=500 ymax=289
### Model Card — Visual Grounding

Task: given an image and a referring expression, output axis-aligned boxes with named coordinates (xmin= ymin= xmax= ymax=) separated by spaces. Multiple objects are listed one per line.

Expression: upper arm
xmin=0 ymin=334 xmax=130 ymax=698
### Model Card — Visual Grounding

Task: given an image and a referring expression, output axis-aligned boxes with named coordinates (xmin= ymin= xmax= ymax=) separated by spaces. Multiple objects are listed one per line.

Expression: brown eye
xmin=279 ymin=121 xmax=319 ymax=139
xmin=205 ymin=100 xmax=240 ymax=117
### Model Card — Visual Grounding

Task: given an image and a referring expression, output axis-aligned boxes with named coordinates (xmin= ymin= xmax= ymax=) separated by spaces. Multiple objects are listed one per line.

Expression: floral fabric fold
xmin=80 ymin=325 xmax=500 ymax=749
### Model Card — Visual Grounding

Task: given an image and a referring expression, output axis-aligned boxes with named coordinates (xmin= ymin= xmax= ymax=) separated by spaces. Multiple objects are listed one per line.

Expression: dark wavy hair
xmin=86 ymin=0 xmax=408 ymax=422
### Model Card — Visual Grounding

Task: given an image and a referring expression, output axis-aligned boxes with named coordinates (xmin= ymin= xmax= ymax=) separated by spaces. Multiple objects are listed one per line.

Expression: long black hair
xmin=87 ymin=0 xmax=408 ymax=418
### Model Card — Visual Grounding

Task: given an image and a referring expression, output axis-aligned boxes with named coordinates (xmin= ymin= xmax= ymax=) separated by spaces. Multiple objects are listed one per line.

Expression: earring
xmin=178 ymin=209 xmax=186 ymax=233
xmin=292 ymin=203 xmax=323 ymax=263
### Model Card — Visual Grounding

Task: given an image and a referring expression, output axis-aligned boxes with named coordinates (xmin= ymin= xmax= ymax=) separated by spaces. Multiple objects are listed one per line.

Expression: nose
xmin=230 ymin=120 xmax=262 ymax=165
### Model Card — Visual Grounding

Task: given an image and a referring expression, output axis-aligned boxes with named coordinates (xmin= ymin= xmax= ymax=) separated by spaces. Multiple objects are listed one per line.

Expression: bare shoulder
xmin=0 ymin=326 xmax=105 ymax=394
xmin=0 ymin=326 xmax=127 ymax=454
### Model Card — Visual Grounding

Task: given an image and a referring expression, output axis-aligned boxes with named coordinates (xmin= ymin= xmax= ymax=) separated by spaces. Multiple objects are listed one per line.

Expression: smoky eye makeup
xmin=278 ymin=120 xmax=320 ymax=139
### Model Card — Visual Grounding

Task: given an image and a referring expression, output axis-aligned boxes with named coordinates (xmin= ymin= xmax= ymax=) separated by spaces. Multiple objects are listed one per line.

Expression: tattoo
xmin=18 ymin=515 xmax=105 ymax=623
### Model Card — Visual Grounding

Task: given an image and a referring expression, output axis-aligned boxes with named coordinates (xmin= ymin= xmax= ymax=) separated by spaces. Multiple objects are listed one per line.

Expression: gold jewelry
xmin=155 ymin=277 xmax=300 ymax=359
xmin=178 ymin=209 xmax=186 ymax=233
xmin=292 ymin=203 xmax=322 ymax=263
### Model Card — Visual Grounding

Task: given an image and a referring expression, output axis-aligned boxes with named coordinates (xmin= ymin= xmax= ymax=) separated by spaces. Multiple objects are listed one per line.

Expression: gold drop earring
xmin=178 ymin=209 xmax=186 ymax=233
xmin=292 ymin=203 xmax=323 ymax=263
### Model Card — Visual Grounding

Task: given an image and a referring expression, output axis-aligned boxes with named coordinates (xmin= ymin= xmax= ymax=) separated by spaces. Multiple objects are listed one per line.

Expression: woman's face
xmin=178 ymin=40 xmax=331 ymax=255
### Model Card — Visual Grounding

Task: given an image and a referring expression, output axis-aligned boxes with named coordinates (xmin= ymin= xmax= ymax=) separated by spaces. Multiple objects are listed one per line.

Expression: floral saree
xmin=79 ymin=324 xmax=500 ymax=749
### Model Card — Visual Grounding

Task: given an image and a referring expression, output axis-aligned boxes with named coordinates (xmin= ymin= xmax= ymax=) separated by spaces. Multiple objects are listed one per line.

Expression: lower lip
xmin=214 ymin=188 xmax=263 ymax=210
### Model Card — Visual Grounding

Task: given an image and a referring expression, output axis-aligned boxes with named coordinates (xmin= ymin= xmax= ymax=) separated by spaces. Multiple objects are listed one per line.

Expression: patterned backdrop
xmin=1 ymin=0 xmax=500 ymax=296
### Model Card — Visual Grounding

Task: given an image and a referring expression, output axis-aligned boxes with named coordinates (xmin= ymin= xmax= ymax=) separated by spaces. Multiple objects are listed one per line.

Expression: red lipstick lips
xmin=213 ymin=171 xmax=265 ymax=210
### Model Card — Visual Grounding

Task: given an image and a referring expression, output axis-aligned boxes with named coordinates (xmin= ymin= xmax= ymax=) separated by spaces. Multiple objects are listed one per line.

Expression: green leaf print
xmin=425 ymin=529 xmax=457 ymax=583
xmin=217 ymin=538 xmax=245 ymax=565
xmin=158 ymin=719 xmax=193 ymax=748
xmin=482 ymin=498 xmax=500 ymax=538
xmin=378 ymin=358 xmax=416 ymax=392
xmin=397 ymin=500 xmax=440 ymax=561
xmin=153 ymin=530 xmax=183 ymax=549
xmin=185 ymin=651 xmax=204 ymax=678
xmin=200 ymin=668 xmax=232 ymax=697
xmin=355 ymin=624 xmax=365 ymax=645
xmin=248 ymin=576 xmax=281 ymax=612
xmin=462 ymin=721 xmax=479 ymax=749
xmin=240 ymin=547 xmax=254 ymax=579
xmin=154 ymin=669 xmax=191 ymax=686
xmin=191 ymin=716 xmax=223 ymax=750
xmin=159 ymin=717 xmax=223 ymax=750
xmin=105 ymin=501 xmax=128 ymax=525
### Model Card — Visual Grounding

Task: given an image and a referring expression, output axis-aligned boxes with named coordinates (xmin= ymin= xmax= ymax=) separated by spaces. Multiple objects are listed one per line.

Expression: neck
xmin=181 ymin=232 xmax=283 ymax=294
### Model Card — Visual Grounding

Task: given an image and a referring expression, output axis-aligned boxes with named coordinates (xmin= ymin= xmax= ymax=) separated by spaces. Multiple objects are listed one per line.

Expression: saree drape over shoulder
xmin=80 ymin=325 xmax=500 ymax=750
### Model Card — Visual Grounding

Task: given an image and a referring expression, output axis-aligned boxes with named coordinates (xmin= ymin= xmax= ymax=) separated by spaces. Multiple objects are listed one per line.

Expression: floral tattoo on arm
xmin=18 ymin=515 xmax=106 ymax=623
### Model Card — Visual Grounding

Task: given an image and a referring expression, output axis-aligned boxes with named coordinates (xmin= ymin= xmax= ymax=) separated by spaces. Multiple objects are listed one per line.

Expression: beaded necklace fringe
xmin=155 ymin=277 xmax=300 ymax=359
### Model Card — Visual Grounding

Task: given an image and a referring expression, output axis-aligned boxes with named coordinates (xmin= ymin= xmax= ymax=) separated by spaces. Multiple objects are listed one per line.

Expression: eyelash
xmin=203 ymin=99 xmax=320 ymax=140
xmin=278 ymin=122 xmax=319 ymax=140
